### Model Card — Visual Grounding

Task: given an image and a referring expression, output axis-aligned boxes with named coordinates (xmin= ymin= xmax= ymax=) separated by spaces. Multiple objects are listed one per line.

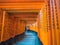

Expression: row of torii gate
xmin=0 ymin=0 xmax=60 ymax=45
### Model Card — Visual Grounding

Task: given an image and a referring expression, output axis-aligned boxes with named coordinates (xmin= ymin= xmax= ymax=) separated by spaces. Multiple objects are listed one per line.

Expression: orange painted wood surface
xmin=0 ymin=9 xmax=3 ymax=42
xmin=0 ymin=0 xmax=44 ymax=3
xmin=0 ymin=2 xmax=44 ymax=10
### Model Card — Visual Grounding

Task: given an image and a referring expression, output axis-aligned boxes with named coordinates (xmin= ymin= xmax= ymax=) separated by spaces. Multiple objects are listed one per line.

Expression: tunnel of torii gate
xmin=0 ymin=0 xmax=60 ymax=45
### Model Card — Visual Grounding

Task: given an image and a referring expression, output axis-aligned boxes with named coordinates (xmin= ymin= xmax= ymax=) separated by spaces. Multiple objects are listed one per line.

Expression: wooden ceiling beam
xmin=0 ymin=0 xmax=44 ymax=3
xmin=12 ymin=14 xmax=38 ymax=18
xmin=0 ymin=2 xmax=44 ymax=10
xmin=6 ymin=9 xmax=40 ymax=13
